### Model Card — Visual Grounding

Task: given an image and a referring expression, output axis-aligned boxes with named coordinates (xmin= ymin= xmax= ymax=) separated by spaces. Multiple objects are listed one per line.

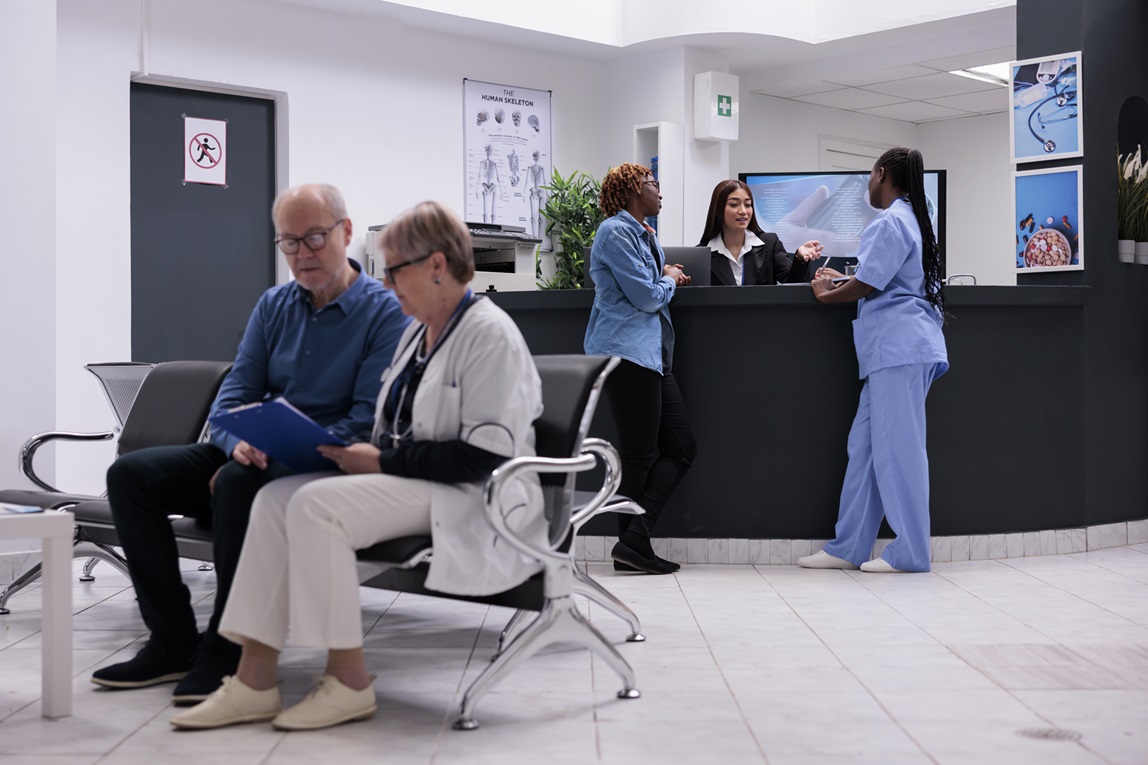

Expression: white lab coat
xmin=371 ymin=297 xmax=545 ymax=596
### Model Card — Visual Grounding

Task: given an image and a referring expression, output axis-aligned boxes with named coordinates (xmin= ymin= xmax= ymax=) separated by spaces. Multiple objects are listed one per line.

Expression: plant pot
xmin=1137 ymin=242 xmax=1148 ymax=265
xmin=1118 ymin=239 xmax=1136 ymax=263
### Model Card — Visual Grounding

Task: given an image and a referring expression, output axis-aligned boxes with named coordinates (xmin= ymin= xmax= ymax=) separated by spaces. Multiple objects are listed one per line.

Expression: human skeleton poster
xmin=463 ymin=79 xmax=553 ymax=250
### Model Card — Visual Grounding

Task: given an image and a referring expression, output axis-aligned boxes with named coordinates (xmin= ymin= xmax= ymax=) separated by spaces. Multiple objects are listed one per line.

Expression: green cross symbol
xmin=717 ymin=95 xmax=732 ymax=117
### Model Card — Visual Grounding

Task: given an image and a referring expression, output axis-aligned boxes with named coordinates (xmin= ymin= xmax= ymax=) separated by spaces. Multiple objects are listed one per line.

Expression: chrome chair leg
xmin=494 ymin=608 xmax=535 ymax=658
xmin=0 ymin=561 xmax=45 ymax=614
xmin=452 ymin=595 xmax=639 ymax=730
xmin=574 ymin=568 xmax=645 ymax=642
xmin=79 ymin=557 xmax=99 ymax=581
xmin=73 ymin=542 xmax=131 ymax=579
xmin=197 ymin=562 xmax=214 ymax=571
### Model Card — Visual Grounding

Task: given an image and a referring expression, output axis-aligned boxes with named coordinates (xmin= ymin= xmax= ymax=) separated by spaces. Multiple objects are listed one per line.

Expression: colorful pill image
xmin=1062 ymin=216 xmax=1072 ymax=228
xmin=1046 ymin=216 xmax=1054 ymax=225
xmin=1023 ymin=234 xmax=1029 ymax=243
xmin=1016 ymin=234 xmax=1020 ymax=245
xmin=1028 ymin=222 xmax=1035 ymax=233
xmin=1019 ymin=213 xmax=1034 ymax=229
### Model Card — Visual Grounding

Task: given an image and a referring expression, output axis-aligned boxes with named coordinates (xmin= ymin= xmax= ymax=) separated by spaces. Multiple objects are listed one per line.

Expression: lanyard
xmin=383 ymin=290 xmax=479 ymax=447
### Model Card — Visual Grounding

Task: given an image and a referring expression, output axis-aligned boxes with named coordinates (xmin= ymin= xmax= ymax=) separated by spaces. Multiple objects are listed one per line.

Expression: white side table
xmin=0 ymin=511 xmax=73 ymax=718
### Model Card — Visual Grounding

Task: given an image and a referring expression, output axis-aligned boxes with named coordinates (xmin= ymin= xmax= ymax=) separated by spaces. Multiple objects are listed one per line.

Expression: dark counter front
xmin=489 ymin=285 xmax=1091 ymax=539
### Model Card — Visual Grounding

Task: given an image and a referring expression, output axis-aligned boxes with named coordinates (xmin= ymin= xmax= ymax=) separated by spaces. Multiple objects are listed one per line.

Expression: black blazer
xmin=709 ymin=233 xmax=814 ymax=286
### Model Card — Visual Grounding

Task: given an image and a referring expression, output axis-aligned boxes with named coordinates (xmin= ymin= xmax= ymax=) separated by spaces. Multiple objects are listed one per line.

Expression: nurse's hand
xmin=815 ymin=266 xmax=844 ymax=279
xmin=811 ymin=273 xmax=838 ymax=301
xmin=319 ymin=443 xmax=382 ymax=474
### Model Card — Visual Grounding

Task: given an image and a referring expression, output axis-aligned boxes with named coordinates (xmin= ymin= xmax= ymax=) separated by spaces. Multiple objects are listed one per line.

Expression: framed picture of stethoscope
xmin=1013 ymin=165 xmax=1084 ymax=273
xmin=1010 ymin=52 xmax=1082 ymax=164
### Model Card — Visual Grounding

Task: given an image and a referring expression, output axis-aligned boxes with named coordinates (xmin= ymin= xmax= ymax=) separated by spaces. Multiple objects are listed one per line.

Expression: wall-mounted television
xmin=737 ymin=170 xmax=947 ymax=274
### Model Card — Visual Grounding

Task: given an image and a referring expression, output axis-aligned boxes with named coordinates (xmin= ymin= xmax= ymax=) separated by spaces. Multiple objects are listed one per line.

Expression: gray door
xmin=130 ymin=83 xmax=276 ymax=362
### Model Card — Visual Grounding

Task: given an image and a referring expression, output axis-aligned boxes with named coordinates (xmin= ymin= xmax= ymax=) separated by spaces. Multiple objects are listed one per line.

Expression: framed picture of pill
xmin=1009 ymin=51 xmax=1081 ymax=164
xmin=1013 ymin=166 xmax=1083 ymax=273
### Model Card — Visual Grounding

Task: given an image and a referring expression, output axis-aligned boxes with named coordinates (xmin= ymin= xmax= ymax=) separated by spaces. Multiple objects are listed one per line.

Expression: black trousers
xmin=604 ymin=360 xmax=697 ymax=537
xmin=106 ymin=443 xmax=293 ymax=654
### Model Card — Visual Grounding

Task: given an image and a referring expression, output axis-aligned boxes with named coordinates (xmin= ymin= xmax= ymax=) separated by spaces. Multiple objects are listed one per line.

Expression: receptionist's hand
xmin=796 ymin=240 xmax=824 ymax=261
xmin=319 ymin=442 xmax=382 ymax=474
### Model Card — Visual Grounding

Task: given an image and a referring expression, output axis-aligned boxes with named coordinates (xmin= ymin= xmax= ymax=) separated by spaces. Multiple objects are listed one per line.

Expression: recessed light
xmin=949 ymin=62 xmax=1010 ymax=87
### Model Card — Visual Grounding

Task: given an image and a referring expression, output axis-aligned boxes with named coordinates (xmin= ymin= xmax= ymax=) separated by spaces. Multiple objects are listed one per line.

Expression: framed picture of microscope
xmin=1009 ymin=52 xmax=1082 ymax=164
xmin=463 ymin=78 xmax=554 ymax=250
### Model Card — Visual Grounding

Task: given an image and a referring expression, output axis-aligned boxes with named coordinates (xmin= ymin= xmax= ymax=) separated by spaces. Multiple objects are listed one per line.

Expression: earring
xmin=434 ymin=277 xmax=441 ymax=285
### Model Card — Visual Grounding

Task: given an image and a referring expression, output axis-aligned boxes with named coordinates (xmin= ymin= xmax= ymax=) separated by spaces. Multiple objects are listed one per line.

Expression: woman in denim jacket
xmin=584 ymin=163 xmax=698 ymax=575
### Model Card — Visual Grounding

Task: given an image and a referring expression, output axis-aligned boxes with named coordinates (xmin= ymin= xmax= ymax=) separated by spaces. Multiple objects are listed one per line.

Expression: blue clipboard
xmin=208 ymin=397 xmax=346 ymax=474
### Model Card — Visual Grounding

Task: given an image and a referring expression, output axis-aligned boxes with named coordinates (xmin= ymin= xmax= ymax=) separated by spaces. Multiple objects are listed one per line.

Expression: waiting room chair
xmin=354 ymin=354 xmax=642 ymax=729
xmin=0 ymin=360 xmax=232 ymax=613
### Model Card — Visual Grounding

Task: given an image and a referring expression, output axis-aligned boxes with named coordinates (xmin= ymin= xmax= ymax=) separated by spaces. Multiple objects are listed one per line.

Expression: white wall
xmin=1 ymin=1 xmax=58 ymax=495
xmin=50 ymin=0 xmax=609 ymax=490
xmin=7 ymin=0 xmax=1017 ymax=494
xmin=918 ymin=112 xmax=1015 ymax=285
xmin=0 ymin=1 xmax=56 ymax=560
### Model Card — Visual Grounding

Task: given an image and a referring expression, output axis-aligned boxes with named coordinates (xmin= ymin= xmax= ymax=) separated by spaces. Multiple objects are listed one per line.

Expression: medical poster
xmin=463 ymin=79 xmax=553 ymax=249
xmin=1010 ymin=52 xmax=1082 ymax=164
xmin=1013 ymin=166 xmax=1083 ymax=273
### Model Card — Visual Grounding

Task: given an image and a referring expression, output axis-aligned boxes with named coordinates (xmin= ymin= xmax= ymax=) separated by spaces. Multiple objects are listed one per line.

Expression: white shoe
xmin=860 ymin=557 xmax=906 ymax=573
xmin=170 ymin=675 xmax=282 ymax=730
xmin=797 ymin=550 xmax=858 ymax=569
xmin=272 ymin=674 xmax=377 ymax=731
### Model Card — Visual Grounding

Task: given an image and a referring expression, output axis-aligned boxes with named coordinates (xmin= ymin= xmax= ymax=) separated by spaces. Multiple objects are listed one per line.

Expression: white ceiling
xmin=268 ymin=0 xmax=1016 ymax=125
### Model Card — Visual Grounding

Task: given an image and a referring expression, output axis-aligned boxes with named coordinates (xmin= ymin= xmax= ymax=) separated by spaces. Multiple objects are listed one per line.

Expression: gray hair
xmin=271 ymin=183 xmax=347 ymax=223
xmin=378 ymin=201 xmax=474 ymax=283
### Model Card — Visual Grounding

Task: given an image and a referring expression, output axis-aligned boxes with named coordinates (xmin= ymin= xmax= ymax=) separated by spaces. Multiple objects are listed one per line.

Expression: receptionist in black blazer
xmin=699 ymin=179 xmax=823 ymax=285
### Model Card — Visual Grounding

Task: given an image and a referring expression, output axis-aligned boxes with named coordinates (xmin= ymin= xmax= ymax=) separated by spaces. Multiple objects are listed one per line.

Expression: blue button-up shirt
xmin=584 ymin=211 xmax=677 ymax=373
xmin=208 ymin=260 xmax=410 ymax=457
xmin=852 ymin=198 xmax=948 ymax=379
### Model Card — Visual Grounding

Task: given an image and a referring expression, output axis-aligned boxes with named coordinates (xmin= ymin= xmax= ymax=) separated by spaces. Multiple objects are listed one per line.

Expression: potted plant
xmin=1117 ymin=145 xmax=1148 ymax=263
xmin=537 ymin=169 xmax=605 ymax=289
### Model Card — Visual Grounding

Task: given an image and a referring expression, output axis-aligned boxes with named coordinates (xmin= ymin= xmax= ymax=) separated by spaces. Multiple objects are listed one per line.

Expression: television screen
xmin=737 ymin=170 xmax=946 ymax=274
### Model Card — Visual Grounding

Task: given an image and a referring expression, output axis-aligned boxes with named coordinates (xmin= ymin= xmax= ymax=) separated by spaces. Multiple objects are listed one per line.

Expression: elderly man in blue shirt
xmin=91 ymin=183 xmax=410 ymax=702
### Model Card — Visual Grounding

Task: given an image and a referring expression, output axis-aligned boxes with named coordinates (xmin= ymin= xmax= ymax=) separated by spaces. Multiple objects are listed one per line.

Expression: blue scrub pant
xmin=822 ymin=362 xmax=944 ymax=572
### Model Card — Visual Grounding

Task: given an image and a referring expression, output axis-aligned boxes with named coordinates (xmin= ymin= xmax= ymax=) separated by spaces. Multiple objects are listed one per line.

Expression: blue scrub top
xmin=851 ymin=198 xmax=948 ymax=380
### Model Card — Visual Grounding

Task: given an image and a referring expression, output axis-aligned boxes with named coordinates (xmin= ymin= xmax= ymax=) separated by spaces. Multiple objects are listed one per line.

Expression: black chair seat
xmin=356 ymin=534 xmax=433 ymax=565
xmin=0 ymin=488 xmax=101 ymax=510
xmin=361 ymin=563 xmax=545 ymax=612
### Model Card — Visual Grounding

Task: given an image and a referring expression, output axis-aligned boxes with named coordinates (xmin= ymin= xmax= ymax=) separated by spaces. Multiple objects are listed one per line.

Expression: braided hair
xmin=601 ymin=163 xmax=652 ymax=217
xmin=875 ymin=147 xmax=945 ymax=318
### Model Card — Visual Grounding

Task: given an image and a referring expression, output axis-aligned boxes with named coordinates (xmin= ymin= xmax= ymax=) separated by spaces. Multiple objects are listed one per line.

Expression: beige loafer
xmin=272 ymin=674 xmax=377 ymax=731
xmin=797 ymin=550 xmax=859 ymax=570
xmin=170 ymin=675 xmax=282 ymax=730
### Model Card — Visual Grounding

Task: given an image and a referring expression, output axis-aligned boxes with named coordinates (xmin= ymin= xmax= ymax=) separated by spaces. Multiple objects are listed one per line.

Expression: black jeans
xmin=106 ymin=443 xmax=293 ymax=655
xmin=604 ymin=360 xmax=697 ymax=538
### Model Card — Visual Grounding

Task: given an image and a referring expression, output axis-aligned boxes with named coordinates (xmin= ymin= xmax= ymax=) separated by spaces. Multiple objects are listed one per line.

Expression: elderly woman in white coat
xmin=171 ymin=201 xmax=544 ymax=732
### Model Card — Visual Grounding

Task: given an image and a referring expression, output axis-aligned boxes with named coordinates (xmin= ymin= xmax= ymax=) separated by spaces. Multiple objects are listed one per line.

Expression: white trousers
xmin=219 ymin=471 xmax=433 ymax=651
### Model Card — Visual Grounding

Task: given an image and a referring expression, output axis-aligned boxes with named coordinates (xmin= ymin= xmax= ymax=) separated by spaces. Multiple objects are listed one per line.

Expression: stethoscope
xmin=1016 ymin=68 xmax=1078 ymax=154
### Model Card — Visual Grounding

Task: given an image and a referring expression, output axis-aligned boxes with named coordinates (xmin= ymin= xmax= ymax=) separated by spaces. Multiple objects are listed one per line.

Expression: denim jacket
xmin=583 ymin=211 xmax=676 ymax=374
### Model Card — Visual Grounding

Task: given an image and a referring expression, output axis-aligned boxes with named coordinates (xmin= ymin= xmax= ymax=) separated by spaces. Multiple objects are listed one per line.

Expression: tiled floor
xmin=2 ymin=545 xmax=1147 ymax=764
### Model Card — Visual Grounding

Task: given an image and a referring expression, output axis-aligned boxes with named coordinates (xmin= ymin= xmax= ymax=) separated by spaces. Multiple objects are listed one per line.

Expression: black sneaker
xmin=91 ymin=639 xmax=196 ymax=689
xmin=172 ymin=640 xmax=240 ymax=705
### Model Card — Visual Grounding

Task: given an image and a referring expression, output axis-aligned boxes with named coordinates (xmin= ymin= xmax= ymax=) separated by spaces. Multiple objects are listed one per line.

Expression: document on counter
xmin=208 ymin=397 xmax=346 ymax=474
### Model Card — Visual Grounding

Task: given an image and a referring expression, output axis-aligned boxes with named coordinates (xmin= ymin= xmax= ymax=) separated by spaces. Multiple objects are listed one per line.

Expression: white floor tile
xmin=2 ymin=543 xmax=1148 ymax=764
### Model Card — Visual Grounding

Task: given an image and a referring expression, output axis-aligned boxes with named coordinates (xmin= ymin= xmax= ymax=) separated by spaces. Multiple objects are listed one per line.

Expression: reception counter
xmin=488 ymin=285 xmax=1091 ymax=539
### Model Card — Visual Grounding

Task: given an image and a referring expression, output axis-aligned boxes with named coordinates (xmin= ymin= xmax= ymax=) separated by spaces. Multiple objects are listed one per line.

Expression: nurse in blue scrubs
xmin=798 ymin=147 xmax=948 ymax=573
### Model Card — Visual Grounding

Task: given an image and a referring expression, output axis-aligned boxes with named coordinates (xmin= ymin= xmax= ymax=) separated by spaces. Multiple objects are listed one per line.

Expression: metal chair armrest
xmin=483 ymin=452 xmax=597 ymax=567
xmin=19 ymin=430 xmax=114 ymax=492
xmin=570 ymin=438 xmax=639 ymax=529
